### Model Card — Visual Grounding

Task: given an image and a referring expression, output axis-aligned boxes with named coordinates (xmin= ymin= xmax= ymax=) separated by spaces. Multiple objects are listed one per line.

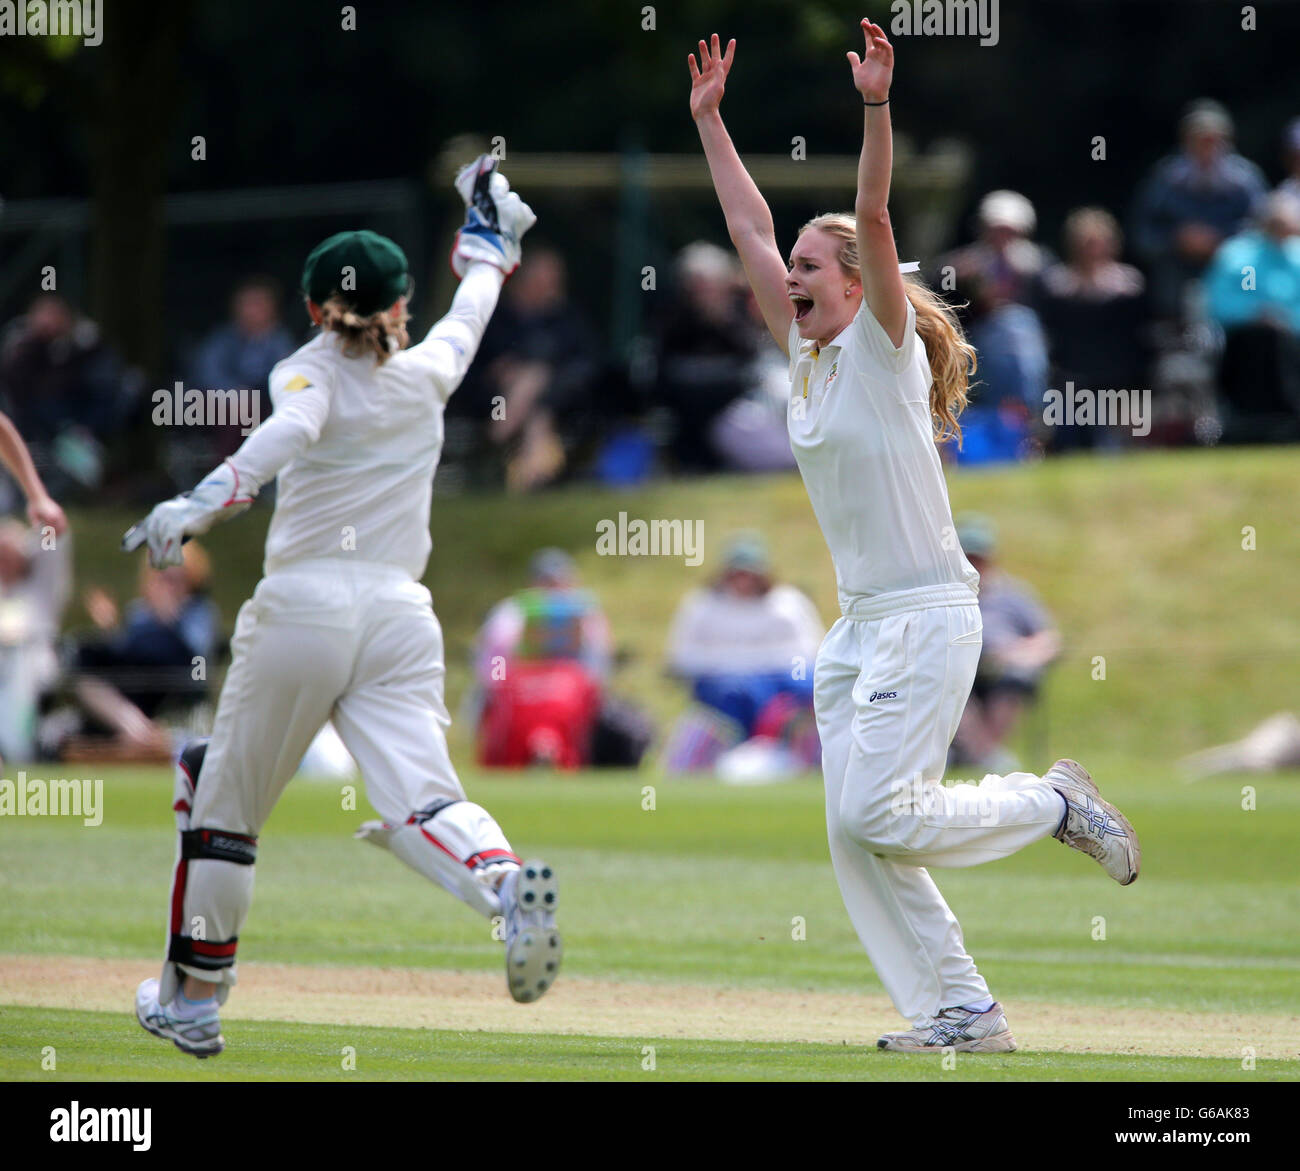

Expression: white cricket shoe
xmin=1047 ymin=758 xmax=1141 ymax=885
xmin=135 ymin=977 xmax=224 ymax=1058
xmin=498 ymin=860 xmax=562 ymax=1004
xmin=878 ymin=1003 xmax=1017 ymax=1053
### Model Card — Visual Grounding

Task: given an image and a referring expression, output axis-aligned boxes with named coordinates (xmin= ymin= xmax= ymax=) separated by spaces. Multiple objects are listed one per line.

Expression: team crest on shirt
xmin=825 ymin=360 xmax=839 ymax=390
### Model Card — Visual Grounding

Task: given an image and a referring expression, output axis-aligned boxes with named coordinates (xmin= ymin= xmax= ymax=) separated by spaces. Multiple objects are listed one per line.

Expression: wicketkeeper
xmin=129 ymin=158 xmax=562 ymax=1059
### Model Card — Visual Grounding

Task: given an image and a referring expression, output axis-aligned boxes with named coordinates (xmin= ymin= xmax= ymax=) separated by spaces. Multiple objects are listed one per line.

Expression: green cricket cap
xmin=301 ymin=230 xmax=410 ymax=315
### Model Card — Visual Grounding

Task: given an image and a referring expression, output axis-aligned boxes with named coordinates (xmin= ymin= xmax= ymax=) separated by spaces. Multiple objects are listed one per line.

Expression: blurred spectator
xmin=0 ymin=294 xmax=135 ymax=500
xmin=66 ymin=543 xmax=219 ymax=760
xmin=654 ymin=242 xmax=769 ymax=472
xmin=950 ymin=515 xmax=1060 ymax=773
xmin=938 ymin=191 xmax=1050 ymax=458
xmin=474 ymin=549 xmax=650 ymax=768
xmin=663 ymin=532 xmax=824 ymax=778
xmin=0 ymin=519 xmax=71 ymax=762
xmin=942 ymin=190 xmax=1051 ymax=312
xmin=707 ymin=286 xmax=798 ymax=472
xmin=1038 ymin=208 xmax=1151 ymax=450
xmin=1180 ymin=712 xmax=1300 ymax=777
xmin=1130 ymin=99 xmax=1269 ymax=322
xmin=476 ymin=548 xmax=612 ymax=687
xmin=1203 ymin=191 xmax=1300 ymax=440
xmin=190 ymin=276 xmax=295 ymax=458
xmin=454 ymin=246 xmax=600 ymax=492
xmin=1278 ymin=117 xmax=1300 ymax=204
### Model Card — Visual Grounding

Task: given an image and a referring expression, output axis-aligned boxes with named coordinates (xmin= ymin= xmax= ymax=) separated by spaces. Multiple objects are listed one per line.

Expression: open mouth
xmin=790 ymin=294 xmax=814 ymax=322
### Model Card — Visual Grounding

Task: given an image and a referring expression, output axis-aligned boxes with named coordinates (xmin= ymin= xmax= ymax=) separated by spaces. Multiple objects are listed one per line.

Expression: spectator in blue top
xmin=1203 ymin=191 xmax=1300 ymax=438
xmin=1131 ymin=99 xmax=1269 ymax=322
xmin=191 ymin=277 xmax=295 ymax=458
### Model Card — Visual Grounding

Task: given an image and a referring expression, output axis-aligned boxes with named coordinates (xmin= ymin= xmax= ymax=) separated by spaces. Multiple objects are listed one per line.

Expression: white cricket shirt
xmin=786 ymin=300 xmax=979 ymax=613
xmin=228 ymin=263 xmax=504 ymax=581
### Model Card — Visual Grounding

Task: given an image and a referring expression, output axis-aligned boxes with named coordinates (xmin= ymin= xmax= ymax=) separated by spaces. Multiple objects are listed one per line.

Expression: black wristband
xmin=863 ymin=97 xmax=890 ymax=107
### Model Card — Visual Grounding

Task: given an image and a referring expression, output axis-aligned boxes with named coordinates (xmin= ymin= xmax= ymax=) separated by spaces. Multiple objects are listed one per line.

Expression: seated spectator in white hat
xmin=936 ymin=191 xmax=1051 ymax=421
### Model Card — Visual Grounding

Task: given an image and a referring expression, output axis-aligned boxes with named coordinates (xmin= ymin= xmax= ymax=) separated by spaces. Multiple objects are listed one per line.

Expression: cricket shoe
xmin=1047 ymin=758 xmax=1141 ymax=885
xmin=135 ymin=977 xmax=224 ymax=1058
xmin=878 ymin=1003 xmax=1017 ymax=1053
xmin=498 ymin=860 xmax=562 ymax=1004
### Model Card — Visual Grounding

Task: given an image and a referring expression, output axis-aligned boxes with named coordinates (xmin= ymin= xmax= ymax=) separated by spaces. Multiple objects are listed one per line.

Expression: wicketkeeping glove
xmin=450 ymin=154 xmax=537 ymax=278
xmin=121 ymin=460 xmax=255 ymax=568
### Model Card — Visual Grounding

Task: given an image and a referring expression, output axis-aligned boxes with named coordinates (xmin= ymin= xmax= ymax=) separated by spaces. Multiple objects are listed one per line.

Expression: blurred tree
xmin=0 ymin=1 xmax=193 ymax=383
xmin=88 ymin=2 xmax=193 ymax=382
xmin=1 ymin=0 xmax=1295 ymax=366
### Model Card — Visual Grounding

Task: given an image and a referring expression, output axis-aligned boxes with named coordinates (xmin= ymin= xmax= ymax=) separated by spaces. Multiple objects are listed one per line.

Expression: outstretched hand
xmin=847 ymin=19 xmax=893 ymax=102
xmin=687 ymin=33 xmax=736 ymax=121
xmin=27 ymin=492 xmax=66 ymax=537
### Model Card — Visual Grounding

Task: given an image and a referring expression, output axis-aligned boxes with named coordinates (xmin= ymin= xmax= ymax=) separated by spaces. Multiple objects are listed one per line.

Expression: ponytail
xmin=318 ymin=297 xmax=409 ymax=364
xmin=799 ymin=212 xmax=976 ymax=446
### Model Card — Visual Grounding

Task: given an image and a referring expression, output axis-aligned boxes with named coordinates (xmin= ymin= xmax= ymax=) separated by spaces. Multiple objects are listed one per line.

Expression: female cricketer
xmin=128 ymin=158 xmax=561 ymax=1058
xmin=689 ymin=24 xmax=1140 ymax=1053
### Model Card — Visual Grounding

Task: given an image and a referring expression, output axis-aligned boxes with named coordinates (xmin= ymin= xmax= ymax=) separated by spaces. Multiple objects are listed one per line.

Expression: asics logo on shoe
xmin=1070 ymin=795 xmax=1126 ymax=837
xmin=928 ymin=1012 xmax=977 ymax=1045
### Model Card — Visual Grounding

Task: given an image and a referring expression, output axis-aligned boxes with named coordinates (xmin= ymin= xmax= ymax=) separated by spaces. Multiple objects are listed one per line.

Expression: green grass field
xmin=3 ymin=450 xmax=1299 ymax=1080
xmin=2 ymin=766 xmax=1297 ymax=1080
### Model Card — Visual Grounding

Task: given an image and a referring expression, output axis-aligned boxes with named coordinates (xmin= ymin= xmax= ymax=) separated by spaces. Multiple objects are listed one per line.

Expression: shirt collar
xmin=798 ymin=338 xmax=840 ymax=363
xmin=797 ymin=317 xmax=855 ymax=360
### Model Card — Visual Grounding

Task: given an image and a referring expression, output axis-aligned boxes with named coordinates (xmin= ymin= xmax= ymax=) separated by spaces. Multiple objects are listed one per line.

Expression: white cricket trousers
xmin=164 ymin=559 xmax=516 ymax=1000
xmin=815 ymin=585 xmax=1064 ymax=1027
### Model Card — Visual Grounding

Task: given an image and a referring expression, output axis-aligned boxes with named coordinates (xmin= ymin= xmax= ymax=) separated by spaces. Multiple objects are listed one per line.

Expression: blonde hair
xmin=318 ymin=296 xmax=409 ymax=364
xmin=799 ymin=213 xmax=976 ymax=446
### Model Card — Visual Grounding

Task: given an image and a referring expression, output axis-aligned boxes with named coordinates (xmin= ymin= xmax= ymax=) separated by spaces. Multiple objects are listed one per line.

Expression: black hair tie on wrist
xmin=863 ymin=97 xmax=890 ymax=106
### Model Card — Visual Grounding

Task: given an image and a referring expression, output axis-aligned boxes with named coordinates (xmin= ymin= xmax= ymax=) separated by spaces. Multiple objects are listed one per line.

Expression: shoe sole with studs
xmin=505 ymin=860 xmax=562 ymax=1004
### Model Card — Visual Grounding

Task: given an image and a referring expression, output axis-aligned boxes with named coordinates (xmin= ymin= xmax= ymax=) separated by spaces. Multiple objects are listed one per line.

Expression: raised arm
xmin=689 ymin=34 xmax=794 ymax=355
xmin=408 ymin=154 xmax=534 ymax=401
xmin=0 ymin=410 xmax=66 ymax=535
xmin=847 ymin=19 xmax=907 ymax=348
xmin=406 ymin=262 xmax=506 ymax=400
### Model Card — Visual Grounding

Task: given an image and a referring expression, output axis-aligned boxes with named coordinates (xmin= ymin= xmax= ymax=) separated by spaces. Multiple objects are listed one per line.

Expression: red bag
xmin=478 ymin=660 xmax=602 ymax=769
